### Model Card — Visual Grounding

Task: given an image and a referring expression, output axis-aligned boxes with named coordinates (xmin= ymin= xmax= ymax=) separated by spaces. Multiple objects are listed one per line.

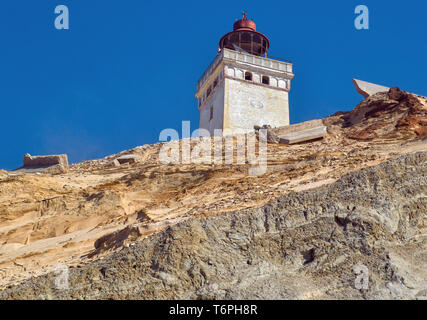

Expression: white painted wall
xmin=224 ymin=78 xmax=289 ymax=131
xmin=199 ymin=81 xmax=225 ymax=135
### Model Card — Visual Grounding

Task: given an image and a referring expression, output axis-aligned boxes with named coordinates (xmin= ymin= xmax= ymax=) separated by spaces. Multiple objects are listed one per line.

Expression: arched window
xmin=245 ymin=72 xmax=253 ymax=81
xmin=262 ymin=75 xmax=270 ymax=85
xmin=209 ymin=105 xmax=214 ymax=121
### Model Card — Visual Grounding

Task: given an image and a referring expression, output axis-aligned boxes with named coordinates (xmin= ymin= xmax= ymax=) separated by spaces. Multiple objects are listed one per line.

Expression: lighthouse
xmin=195 ymin=12 xmax=294 ymax=135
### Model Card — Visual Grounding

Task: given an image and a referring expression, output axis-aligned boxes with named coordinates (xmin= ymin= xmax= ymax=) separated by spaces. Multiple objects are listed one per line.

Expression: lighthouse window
xmin=245 ymin=72 xmax=253 ymax=81
xmin=262 ymin=75 xmax=270 ymax=85
xmin=209 ymin=105 xmax=214 ymax=121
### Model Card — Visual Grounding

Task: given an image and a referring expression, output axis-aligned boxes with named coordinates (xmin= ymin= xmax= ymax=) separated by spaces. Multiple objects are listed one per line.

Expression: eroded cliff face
xmin=0 ymin=88 xmax=426 ymax=299
xmin=1 ymin=152 xmax=426 ymax=299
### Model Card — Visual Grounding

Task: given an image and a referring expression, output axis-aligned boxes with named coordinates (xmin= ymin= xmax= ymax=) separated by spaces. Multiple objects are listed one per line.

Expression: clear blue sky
xmin=0 ymin=0 xmax=426 ymax=170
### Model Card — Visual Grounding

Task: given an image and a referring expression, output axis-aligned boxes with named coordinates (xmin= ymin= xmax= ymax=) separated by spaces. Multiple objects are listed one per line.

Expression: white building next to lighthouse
xmin=195 ymin=12 xmax=295 ymax=135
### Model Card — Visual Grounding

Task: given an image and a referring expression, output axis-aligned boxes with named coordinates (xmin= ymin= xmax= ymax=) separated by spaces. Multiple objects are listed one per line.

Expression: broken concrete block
xmin=258 ymin=120 xmax=327 ymax=145
xmin=352 ymin=79 xmax=390 ymax=98
xmin=23 ymin=153 xmax=68 ymax=168
xmin=271 ymin=119 xmax=324 ymax=137
xmin=15 ymin=153 xmax=69 ymax=174
xmin=278 ymin=126 xmax=327 ymax=145
xmin=115 ymin=154 xmax=141 ymax=165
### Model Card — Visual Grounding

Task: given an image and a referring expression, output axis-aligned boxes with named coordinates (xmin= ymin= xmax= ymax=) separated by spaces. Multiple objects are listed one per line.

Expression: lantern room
xmin=218 ymin=12 xmax=270 ymax=57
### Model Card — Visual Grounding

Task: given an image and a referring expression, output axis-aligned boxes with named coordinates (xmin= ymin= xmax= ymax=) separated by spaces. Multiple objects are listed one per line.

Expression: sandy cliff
xmin=0 ymin=88 xmax=426 ymax=299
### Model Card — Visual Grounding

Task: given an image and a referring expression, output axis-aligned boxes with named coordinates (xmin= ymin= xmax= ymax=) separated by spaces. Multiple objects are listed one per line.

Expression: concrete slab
xmin=23 ymin=153 xmax=68 ymax=168
xmin=278 ymin=126 xmax=328 ymax=145
xmin=352 ymin=79 xmax=390 ymax=98
xmin=271 ymin=119 xmax=324 ymax=137
xmin=13 ymin=154 xmax=69 ymax=175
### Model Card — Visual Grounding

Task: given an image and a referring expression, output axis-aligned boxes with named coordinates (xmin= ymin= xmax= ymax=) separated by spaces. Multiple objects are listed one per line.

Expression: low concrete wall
xmin=23 ymin=154 xmax=68 ymax=169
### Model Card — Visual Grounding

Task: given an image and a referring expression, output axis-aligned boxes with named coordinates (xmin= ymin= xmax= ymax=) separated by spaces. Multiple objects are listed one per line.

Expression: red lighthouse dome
xmin=219 ymin=12 xmax=270 ymax=57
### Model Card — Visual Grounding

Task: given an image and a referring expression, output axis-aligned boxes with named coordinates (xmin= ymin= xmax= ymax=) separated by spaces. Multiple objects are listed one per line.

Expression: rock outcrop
xmin=343 ymin=88 xmax=427 ymax=140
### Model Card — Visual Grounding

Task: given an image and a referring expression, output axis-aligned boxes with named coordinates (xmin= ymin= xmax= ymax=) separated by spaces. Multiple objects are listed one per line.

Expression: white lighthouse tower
xmin=195 ymin=12 xmax=294 ymax=135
